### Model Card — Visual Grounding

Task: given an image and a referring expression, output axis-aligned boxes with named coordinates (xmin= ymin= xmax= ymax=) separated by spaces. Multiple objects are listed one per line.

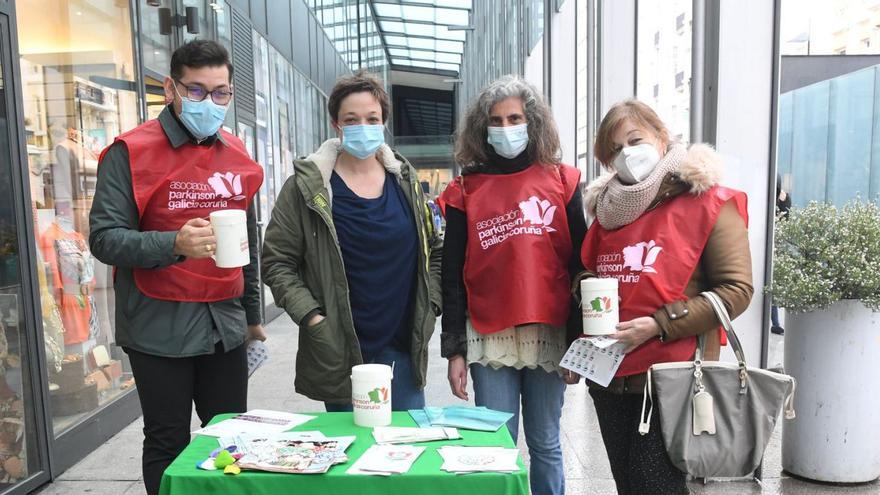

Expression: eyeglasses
xmin=174 ymin=80 xmax=233 ymax=105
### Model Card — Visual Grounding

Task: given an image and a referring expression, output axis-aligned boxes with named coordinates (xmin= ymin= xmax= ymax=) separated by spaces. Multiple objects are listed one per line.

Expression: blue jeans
xmin=470 ymin=364 xmax=566 ymax=495
xmin=771 ymin=305 xmax=781 ymax=327
xmin=325 ymin=346 xmax=425 ymax=412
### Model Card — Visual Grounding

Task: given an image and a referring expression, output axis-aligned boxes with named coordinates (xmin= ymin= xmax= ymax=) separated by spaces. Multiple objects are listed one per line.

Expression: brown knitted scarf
xmin=595 ymin=144 xmax=687 ymax=230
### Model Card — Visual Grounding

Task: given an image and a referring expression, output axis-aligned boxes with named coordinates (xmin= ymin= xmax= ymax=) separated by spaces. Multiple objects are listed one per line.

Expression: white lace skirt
xmin=465 ymin=320 xmax=568 ymax=375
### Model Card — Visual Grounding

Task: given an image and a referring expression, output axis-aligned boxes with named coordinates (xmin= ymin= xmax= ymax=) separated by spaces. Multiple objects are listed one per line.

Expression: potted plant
xmin=769 ymin=200 xmax=880 ymax=483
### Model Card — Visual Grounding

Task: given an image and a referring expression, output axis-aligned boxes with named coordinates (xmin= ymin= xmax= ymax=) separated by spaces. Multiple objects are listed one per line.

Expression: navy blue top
xmin=331 ymin=171 xmax=418 ymax=362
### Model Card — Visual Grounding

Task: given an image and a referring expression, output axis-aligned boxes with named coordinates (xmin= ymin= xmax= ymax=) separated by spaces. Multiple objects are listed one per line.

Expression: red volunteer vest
xmin=440 ymin=163 xmax=581 ymax=334
xmin=101 ymin=119 xmax=263 ymax=302
xmin=581 ymin=186 xmax=748 ymax=377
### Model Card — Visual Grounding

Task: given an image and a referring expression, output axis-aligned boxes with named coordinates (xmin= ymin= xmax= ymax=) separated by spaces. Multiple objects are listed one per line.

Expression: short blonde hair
xmin=594 ymin=99 xmax=670 ymax=168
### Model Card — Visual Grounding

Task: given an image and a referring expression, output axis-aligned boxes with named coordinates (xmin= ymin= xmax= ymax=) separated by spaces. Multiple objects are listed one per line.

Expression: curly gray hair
xmin=454 ymin=75 xmax=561 ymax=167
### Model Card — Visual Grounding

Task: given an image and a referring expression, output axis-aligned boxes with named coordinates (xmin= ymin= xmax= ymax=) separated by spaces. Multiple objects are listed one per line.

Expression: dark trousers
xmin=126 ymin=342 xmax=248 ymax=495
xmin=589 ymin=388 xmax=688 ymax=495
xmin=771 ymin=305 xmax=781 ymax=328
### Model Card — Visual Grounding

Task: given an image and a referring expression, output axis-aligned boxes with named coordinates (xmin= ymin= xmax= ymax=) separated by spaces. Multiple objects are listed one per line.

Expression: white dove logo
xmin=518 ymin=196 xmax=557 ymax=232
xmin=622 ymin=240 xmax=663 ymax=273
xmin=207 ymin=172 xmax=245 ymax=200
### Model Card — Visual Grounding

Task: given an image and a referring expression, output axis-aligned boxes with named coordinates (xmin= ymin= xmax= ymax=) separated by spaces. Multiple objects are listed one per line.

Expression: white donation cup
xmin=209 ymin=209 xmax=249 ymax=268
xmin=351 ymin=364 xmax=393 ymax=427
xmin=581 ymin=278 xmax=619 ymax=335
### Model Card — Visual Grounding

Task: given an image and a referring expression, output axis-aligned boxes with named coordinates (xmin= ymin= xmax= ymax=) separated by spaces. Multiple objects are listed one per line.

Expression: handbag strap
xmin=638 ymin=367 xmax=653 ymax=436
xmin=696 ymin=291 xmax=747 ymax=366
xmin=699 ymin=291 xmax=750 ymax=394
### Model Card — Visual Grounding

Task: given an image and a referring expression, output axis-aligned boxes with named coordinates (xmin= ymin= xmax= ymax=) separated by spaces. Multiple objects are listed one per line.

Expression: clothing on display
xmin=38 ymin=219 xmax=96 ymax=346
xmin=0 ymin=314 xmax=29 ymax=483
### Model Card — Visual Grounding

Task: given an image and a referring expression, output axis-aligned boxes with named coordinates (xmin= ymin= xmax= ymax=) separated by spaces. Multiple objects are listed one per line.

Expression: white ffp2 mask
xmin=612 ymin=143 xmax=661 ymax=184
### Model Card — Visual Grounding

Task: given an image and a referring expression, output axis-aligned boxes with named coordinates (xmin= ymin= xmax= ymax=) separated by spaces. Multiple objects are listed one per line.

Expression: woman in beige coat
xmin=575 ymin=99 xmax=753 ymax=494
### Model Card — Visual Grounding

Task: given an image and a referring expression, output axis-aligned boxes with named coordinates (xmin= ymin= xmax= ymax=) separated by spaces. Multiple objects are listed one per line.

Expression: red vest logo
xmin=518 ymin=195 xmax=558 ymax=232
xmin=474 ymin=195 xmax=562 ymax=250
xmin=622 ymin=240 xmax=663 ymax=274
xmin=208 ymin=172 xmax=246 ymax=200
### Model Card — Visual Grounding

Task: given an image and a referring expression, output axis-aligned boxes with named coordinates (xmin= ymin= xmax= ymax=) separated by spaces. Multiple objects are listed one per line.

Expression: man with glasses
xmin=89 ymin=39 xmax=264 ymax=495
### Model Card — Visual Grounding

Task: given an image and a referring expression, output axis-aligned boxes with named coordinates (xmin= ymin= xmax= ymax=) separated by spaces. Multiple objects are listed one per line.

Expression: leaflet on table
xmin=231 ymin=432 xmax=356 ymax=474
xmin=192 ymin=409 xmax=315 ymax=438
xmin=438 ymin=446 xmax=520 ymax=473
xmin=420 ymin=406 xmax=514 ymax=432
xmin=372 ymin=426 xmax=461 ymax=444
xmin=218 ymin=431 xmax=328 ymax=450
xmin=410 ymin=407 xmax=493 ymax=429
xmin=347 ymin=444 xmax=425 ymax=476
xmin=559 ymin=337 xmax=626 ymax=388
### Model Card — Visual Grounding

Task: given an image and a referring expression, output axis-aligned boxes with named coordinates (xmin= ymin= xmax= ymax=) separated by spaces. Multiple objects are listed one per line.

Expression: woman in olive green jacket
xmin=261 ymin=72 xmax=442 ymax=408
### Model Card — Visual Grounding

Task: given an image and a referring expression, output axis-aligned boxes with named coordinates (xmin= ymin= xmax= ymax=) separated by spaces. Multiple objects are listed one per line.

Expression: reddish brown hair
xmin=327 ymin=70 xmax=391 ymax=123
xmin=594 ymin=99 xmax=670 ymax=168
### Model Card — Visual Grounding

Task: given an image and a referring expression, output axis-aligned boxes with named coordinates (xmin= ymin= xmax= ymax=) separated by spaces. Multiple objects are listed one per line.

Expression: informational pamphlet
xmin=438 ymin=446 xmax=520 ymax=474
xmin=347 ymin=444 xmax=425 ymax=476
xmin=407 ymin=406 xmax=513 ymax=432
xmin=559 ymin=337 xmax=626 ymax=388
xmin=192 ymin=409 xmax=315 ymax=438
xmin=372 ymin=426 xmax=460 ymax=444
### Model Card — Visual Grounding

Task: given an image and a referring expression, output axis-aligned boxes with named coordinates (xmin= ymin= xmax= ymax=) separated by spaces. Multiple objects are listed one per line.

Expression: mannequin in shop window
xmin=38 ymin=205 xmax=97 ymax=346
xmin=49 ymin=121 xmax=96 ymax=233
xmin=48 ymin=121 xmax=77 ymax=214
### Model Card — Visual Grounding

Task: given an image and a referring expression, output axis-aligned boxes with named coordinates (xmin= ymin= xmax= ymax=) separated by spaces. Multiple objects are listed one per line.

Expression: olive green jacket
xmin=261 ymin=138 xmax=442 ymax=403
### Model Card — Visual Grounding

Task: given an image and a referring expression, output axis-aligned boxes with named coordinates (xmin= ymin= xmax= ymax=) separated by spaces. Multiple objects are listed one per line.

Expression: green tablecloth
xmin=159 ymin=411 xmax=529 ymax=495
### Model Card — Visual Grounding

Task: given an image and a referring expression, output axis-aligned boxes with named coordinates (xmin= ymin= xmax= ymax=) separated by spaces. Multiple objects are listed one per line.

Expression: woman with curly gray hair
xmin=438 ymin=75 xmax=587 ymax=495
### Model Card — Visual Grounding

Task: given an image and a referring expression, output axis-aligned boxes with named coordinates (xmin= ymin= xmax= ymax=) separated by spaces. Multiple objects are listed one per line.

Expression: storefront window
xmin=17 ymin=0 xmax=139 ymax=435
xmin=0 ymin=18 xmax=43 ymax=486
xmin=253 ymin=32 xmax=272 ymax=221
xmin=214 ymin=1 xmax=236 ymax=132
xmin=294 ymin=70 xmax=315 ymax=157
xmin=140 ymin=0 xmax=171 ymax=121
xmin=181 ymin=0 xmax=212 ymax=44
xmin=139 ymin=0 xmax=173 ymax=80
xmin=271 ymin=47 xmax=295 ymax=189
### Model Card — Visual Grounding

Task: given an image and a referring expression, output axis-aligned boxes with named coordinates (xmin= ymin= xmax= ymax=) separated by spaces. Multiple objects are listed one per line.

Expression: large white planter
xmin=782 ymin=300 xmax=880 ymax=483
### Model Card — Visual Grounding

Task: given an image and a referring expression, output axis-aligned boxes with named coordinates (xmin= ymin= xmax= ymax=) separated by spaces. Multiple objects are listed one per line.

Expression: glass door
xmin=0 ymin=8 xmax=51 ymax=493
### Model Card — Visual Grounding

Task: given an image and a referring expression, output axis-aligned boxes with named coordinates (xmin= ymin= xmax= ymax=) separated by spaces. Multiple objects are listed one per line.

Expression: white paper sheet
xmin=192 ymin=409 xmax=315 ymax=438
xmin=347 ymin=444 xmax=425 ymax=475
xmin=372 ymin=426 xmax=460 ymax=444
xmin=559 ymin=337 xmax=627 ymax=388
xmin=437 ymin=446 xmax=520 ymax=473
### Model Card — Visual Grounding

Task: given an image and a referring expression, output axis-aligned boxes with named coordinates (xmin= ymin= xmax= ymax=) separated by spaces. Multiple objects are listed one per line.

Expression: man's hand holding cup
xmin=173 ymin=217 xmax=216 ymax=259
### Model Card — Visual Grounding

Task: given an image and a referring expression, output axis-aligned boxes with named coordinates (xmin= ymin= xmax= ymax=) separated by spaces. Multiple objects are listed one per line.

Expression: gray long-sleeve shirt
xmin=89 ymin=106 xmax=261 ymax=358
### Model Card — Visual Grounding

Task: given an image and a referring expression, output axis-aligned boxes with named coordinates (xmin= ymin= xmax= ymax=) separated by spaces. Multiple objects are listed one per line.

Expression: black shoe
xmin=771 ymin=326 xmax=784 ymax=335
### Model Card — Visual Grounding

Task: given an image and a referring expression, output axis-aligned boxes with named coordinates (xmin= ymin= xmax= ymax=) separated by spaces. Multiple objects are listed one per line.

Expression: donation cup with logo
xmin=209 ymin=209 xmax=249 ymax=268
xmin=581 ymin=277 xmax=619 ymax=335
xmin=351 ymin=364 xmax=393 ymax=427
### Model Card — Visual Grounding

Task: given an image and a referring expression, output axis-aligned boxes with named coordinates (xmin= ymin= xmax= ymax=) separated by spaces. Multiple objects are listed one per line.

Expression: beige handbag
xmin=638 ymin=291 xmax=797 ymax=478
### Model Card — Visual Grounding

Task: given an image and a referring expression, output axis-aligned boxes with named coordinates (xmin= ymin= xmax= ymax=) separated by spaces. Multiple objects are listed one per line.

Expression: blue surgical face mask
xmin=487 ymin=123 xmax=529 ymax=159
xmin=341 ymin=124 xmax=385 ymax=159
xmin=174 ymin=84 xmax=228 ymax=140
